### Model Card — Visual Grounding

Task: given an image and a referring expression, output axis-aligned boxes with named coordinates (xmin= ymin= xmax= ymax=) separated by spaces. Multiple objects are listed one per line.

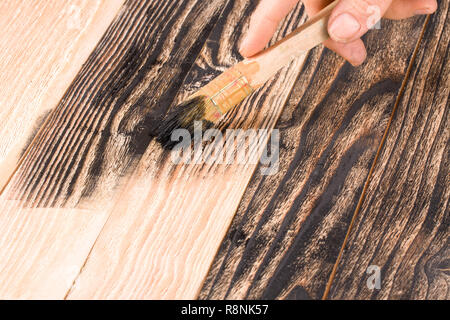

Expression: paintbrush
xmin=157 ymin=1 xmax=338 ymax=148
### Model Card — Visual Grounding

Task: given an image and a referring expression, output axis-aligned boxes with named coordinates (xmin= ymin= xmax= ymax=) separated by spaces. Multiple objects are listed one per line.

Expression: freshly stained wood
xmin=328 ymin=4 xmax=449 ymax=300
xmin=2 ymin=0 xmax=229 ymax=208
xmin=0 ymin=0 xmax=231 ymax=299
xmin=198 ymin=15 xmax=433 ymax=299
xmin=0 ymin=0 xmax=124 ymax=190
xmin=67 ymin=0 xmax=310 ymax=299
xmin=0 ymin=0 xmax=447 ymax=300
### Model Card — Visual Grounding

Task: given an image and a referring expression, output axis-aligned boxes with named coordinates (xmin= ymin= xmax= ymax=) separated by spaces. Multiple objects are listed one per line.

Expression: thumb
xmin=239 ymin=0 xmax=299 ymax=57
xmin=328 ymin=0 xmax=392 ymax=43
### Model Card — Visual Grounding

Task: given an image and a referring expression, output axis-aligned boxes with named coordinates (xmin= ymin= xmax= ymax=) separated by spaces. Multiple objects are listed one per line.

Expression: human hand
xmin=239 ymin=0 xmax=438 ymax=66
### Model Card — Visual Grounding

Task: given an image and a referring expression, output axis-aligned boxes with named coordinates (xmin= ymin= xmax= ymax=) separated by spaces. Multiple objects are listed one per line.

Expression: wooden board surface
xmin=2 ymin=0 xmax=230 ymax=208
xmin=200 ymin=3 xmax=449 ymax=300
xmin=0 ymin=0 xmax=448 ymax=299
xmin=199 ymin=15 xmax=429 ymax=300
xmin=67 ymin=0 xmax=310 ymax=300
xmin=328 ymin=3 xmax=449 ymax=300
xmin=0 ymin=0 xmax=125 ymax=299
xmin=0 ymin=0 xmax=233 ymax=299
xmin=0 ymin=0 xmax=124 ymax=190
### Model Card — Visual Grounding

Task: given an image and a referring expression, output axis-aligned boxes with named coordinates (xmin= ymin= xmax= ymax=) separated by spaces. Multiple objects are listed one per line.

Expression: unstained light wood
xmin=67 ymin=0 xmax=311 ymax=299
xmin=0 ymin=0 xmax=447 ymax=300
xmin=0 ymin=0 xmax=124 ymax=191
xmin=0 ymin=0 xmax=232 ymax=298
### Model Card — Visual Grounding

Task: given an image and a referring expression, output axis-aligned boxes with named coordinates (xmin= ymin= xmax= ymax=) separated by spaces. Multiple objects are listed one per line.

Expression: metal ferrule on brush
xmin=198 ymin=67 xmax=254 ymax=122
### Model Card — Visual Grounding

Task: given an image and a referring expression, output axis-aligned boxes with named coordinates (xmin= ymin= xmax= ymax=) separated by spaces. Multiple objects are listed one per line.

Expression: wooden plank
xmin=328 ymin=4 xmax=449 ymax=300
xmin=2 ymin=0 xmax=229 ymax=208
xmin=0 ymin=0 xmax=124 ymax=190
xmin=67 ymin=0 xmax=310 ymax=299
xmin=198 ymin=16 xmax=430 ymax=299
xmin=0 ymin=201 xmax=105 ymax=299
xmin=2 ymin=0 xmax=445 ymax=301
xmin=0 ymin=0 xmax=230 ymax=299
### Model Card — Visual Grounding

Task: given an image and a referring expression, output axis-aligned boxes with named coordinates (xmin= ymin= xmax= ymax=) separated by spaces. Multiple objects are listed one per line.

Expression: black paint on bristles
xmin=156 ymin=95 xmax=214 ymax=150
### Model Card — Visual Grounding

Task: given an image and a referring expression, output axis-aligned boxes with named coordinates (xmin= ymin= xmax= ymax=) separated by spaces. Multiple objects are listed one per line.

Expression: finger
xmin=324 ymin=38 xmax=367 ymax=66
xmin=303 ymin=1 xmax=367 ymax=65
xmin=239 ymin=0 xmax=299 ymax=57
xmin=301 ymin=0 xmax=334 ymax=16
xmin=328 ymin=0 xmax=393 ymax=43
xmin=384 ymin=0 xmax=438 ymax=19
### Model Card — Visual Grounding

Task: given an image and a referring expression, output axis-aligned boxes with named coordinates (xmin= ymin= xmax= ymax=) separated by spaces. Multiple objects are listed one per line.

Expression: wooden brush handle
xmin=195 ymin=1 xmax=337 ymax=121
xmin=240 ymin=0 xmax=337 ymax=88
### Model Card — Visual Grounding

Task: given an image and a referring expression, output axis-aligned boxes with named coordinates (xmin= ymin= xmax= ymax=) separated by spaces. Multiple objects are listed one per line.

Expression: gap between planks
xmin=321 ymin=15 xmax=432 ymax=300
xmin=62 ymin=0 xmax=237 ymax=300
xmin=63 ymin=1 xmax=310 ymax=299
xmin=0 ymin=0 xmax=236 ymax=299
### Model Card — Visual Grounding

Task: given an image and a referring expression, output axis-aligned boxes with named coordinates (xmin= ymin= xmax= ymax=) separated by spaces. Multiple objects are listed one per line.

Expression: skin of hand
xmin=239 ymin=0 xmax=438 ymax=66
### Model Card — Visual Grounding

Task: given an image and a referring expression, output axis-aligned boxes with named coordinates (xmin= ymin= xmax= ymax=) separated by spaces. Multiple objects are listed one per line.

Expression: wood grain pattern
xmin=0 ymin=0 xmax=231 ymax=299
xmin=67 ymin=0 xmax=311 ymax=299
xmin=0 ymin=0 xmax=447 ymax=300
xmin=0 ymin=0 xmax=124 ymax=190
xmin=0 ymin=201 xmax=105 ymax=299
xmin=198 ymin=15 xmax=435 ymax=300
xmin=328 ymin=3 xmax=449 ymax=300
xmin=3 ymin=0 xmax=229 ymax=208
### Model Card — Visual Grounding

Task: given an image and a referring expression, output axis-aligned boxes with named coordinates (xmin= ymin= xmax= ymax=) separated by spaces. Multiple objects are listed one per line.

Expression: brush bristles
xmin=156 ymin=96 xmax=214 ymax=149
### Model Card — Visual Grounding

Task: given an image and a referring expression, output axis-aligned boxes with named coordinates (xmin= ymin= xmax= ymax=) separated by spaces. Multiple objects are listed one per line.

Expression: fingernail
xmin=414 ymin=7 xmax=433 ymax=15
xmin=350 ymin=47 xmax=367 ymax=66
xmin=329 ymin=13 xmax=361 ymax=42
xmin=239 ymin=37 xmax=250 ymax=55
